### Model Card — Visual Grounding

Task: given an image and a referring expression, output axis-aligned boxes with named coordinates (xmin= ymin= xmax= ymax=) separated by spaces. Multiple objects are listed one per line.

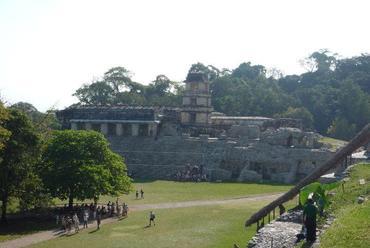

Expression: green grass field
xmin=1 ymin=181 xmax=293 ymax=245
xmin=31 ymin=198 xmax=297 ymax=248
xmin=319 ymin=163 xmax=370 ymax=248
xmin=319 ymin=137 xmax=347 ymax=151
xmin=53 ymin=180 xmax=292 ymax=206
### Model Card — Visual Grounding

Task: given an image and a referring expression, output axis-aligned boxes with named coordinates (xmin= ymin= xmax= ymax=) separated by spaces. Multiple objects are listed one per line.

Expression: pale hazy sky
xmin=1 ymin=0 xmax=370 ymax=112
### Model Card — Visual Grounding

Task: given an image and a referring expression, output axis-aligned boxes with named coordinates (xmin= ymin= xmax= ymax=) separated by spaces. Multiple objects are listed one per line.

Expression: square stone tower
xmin=181 ymin=72 xmax=213 ymax=125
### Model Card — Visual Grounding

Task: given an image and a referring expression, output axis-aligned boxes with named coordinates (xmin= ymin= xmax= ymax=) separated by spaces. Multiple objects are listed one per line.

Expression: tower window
xmin=190 ymin=83 xmax=198 ymax=91
xmin=190 ymin=98 xmax=197 ymax=105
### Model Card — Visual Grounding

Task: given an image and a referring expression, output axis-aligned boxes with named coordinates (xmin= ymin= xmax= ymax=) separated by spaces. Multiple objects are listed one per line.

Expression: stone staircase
xmin=108 ymin=136 xmax=218 ymax=179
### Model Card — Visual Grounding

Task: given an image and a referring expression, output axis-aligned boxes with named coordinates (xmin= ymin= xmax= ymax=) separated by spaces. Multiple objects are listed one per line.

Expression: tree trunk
xmin=68 ymin=192 xmax=74 ymax=209
xmin=1 ymin=193 xmax=8 ymax=225
xmin=245 ymin=123 xmax=370 ymax=227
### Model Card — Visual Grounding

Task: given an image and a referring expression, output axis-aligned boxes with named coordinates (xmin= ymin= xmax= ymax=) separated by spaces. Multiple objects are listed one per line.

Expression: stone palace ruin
xmin=57 ymin=73 xmax=333 ymax=183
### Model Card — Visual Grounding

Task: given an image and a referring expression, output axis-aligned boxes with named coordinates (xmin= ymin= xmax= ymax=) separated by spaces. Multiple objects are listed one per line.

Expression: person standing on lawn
xmin=149 ymin=211 xmax=156 ymax=226
xmin=83 ymin=208 xmax=89 ymax=229
xmin=72 ymin=213 xmax=80 ymax=233
xmin=96 ymin=207 xmax=102 ymax=230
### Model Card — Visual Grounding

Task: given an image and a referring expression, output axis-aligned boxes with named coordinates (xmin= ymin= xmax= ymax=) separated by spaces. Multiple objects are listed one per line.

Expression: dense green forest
xmin=53 ymin=50 xmax=366 ymax=140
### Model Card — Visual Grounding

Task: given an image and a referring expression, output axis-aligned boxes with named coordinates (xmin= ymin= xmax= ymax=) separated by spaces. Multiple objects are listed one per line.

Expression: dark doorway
xmin=139 ymin=124 xmax=148 ymax=136
xmin=190 ymin=113 xmax=196 ymax=123
xmin=108 ymin=123 xmax=116 ymax=136
xmin=287 ymin=135 xmax=293 ymax=147
xmin=92 ymin=124 xmax=100 ymax=132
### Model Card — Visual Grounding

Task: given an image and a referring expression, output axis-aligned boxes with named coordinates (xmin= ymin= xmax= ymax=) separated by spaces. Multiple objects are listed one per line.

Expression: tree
xmin=300 ymin=49 xmax=337 ymax=73
xmin=231 ymin=62 xmax=266 ymax=80
xmin=143 ymin=75 xmax=183 ymax=106
xmin=11 ymin=102 xmax=61 ymax=135
xmin=276 ymin=107 xmax=314 ymax=129
xmin=0 ymin=109 xmax=41 ymax=224
xmin=186 ymin=62 xmax=220 ymax=81
xmin=103 ymin=66 xmax=132 ymax=93
xmin=278 ymin=75 xmax=301 ymax=94
xmin=41 ymin=130 xmax=132 ymax=207
xmin=0 ymin=102 xmax=10 ymax=152
xmin=335 ymin=54 xmax=370 ymax=93
xmin=327 ymin=117 xmax=357 ymax=140
xmin=336 ymin=80 xmax=370 ymax=130
xmin=73 ymin=81 xmax=115 ymax=105
xmin=294 ymin=85 xmax=339 ymax=134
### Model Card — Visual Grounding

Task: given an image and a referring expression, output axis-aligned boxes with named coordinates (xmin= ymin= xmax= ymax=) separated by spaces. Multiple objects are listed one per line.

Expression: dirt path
xmin=0 ymin=193 xmax=282 ymax=248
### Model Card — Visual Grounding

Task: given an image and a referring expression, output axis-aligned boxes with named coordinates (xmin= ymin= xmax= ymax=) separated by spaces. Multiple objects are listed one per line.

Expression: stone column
xmin=71 ymin=122 xmax=78 ymax=130
xmin=85 ymin=123 xmax=92 ymax=130
xmin=131 ymin=124 xmax=139 ymax=136
xmin=148 ymin=124 xmax=153 ymax=136
xmin=116 ymin=123 xmax=123 ymax=136
xmin=101 ymin=123 xmax=108 ymax=135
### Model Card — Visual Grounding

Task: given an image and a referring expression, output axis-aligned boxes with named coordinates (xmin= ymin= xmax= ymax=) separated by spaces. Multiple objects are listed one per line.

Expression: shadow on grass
xmin=143 ymin=225 xmax=154 ymax=229
xmin=131 ymin=178 xmax=157 ymax=183
xmin=88 ymin=229 xmax=99 ymax=234
xmin=0 ymin=218 xmax=56 ymax=241
xmin=118 ymin=216 xmax=128 ymax=221
xmin=297 ymin=241 xmax=315 ymax=248
xmin=59 ymin=231 xmax=79 ymax=237
xmin=52 ymin=229 xmax=66 ymax=236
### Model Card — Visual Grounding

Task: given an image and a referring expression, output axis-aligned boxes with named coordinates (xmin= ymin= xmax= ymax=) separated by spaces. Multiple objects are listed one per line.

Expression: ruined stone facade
xmin=57 ymin=73 xmax=333 ymax=183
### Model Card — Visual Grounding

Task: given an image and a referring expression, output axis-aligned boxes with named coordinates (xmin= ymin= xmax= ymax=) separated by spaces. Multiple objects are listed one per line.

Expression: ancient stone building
xmin=181 ymin=73 xmax=213 ymax=126
xmin=57 ymin=73 xmax=333 ymax=183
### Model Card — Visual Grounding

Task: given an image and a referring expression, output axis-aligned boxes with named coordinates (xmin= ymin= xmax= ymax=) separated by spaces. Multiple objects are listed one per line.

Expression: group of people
xmin=55 ymin=200 xmax=129 ymax=234
xmin=174 ymin=164 xmax=208 ymax=182
xmin=135 ymin=189 xmax=144 ymax=199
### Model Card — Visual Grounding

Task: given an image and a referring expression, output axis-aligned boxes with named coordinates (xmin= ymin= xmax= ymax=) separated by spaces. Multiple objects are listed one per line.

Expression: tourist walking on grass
xmin=118 ymin=204 xmax=122 ymax=218
xmin=140 ymin=188 xmax=144 ymax=199
xmin=107 ymin=201 xmax=111 ymax=212
xmin=73 ymin=213 xmax=80 ymax=233
xmin=55 ymin=212 xmax=59 ymax=225
xmin=303 ymin=198 xmax=318 ymax=242
xmin=149 ymin=211 xmax=156 ymax=226
xmin=96 ymin=208 xmax=102 ymax=230
xmin=83 ymin=209 xmax=89 ymax=229
xmin=123 ymin=203 xmax=128 ymax=217
xmin=61 ymin=215 xmax=66 ymax=231
xmin=136 ymin=190 xmax=139 ymax=199
xmin=65 ymin=216 xmax=73 ymax=234
xmin=110 ymin=202 xmax=114 ymax=216
xmin=93 ymin=206 xmax=97 ymax=220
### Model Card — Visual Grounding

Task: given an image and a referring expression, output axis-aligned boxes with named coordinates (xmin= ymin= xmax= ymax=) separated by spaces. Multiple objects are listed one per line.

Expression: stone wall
xmin=58 ymin=106 xmax=334 ymax=183
xmin=107 ymin=130 xmax=333 ymax=183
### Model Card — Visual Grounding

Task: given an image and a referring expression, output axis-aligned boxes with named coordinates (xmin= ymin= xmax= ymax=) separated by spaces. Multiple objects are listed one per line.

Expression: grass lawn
xmin=53 ymin=180 xmax=292 ymax=206
xmin=1 ymin=181 xmax=292 ymax=245
xmin=319 ymin=137 xmax=347 ymax=151
xmin=30 ymin=198 xmax=296 ymax=248
xmin=319 ymin=163 xmax=370 ymax=248
xmin=320 ymin=201 xmax=370 ymax=248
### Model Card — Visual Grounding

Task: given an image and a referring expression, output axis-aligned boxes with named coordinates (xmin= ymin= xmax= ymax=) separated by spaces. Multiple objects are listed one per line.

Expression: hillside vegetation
xmin=319 ymin=163 xmax=370 ymax=248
